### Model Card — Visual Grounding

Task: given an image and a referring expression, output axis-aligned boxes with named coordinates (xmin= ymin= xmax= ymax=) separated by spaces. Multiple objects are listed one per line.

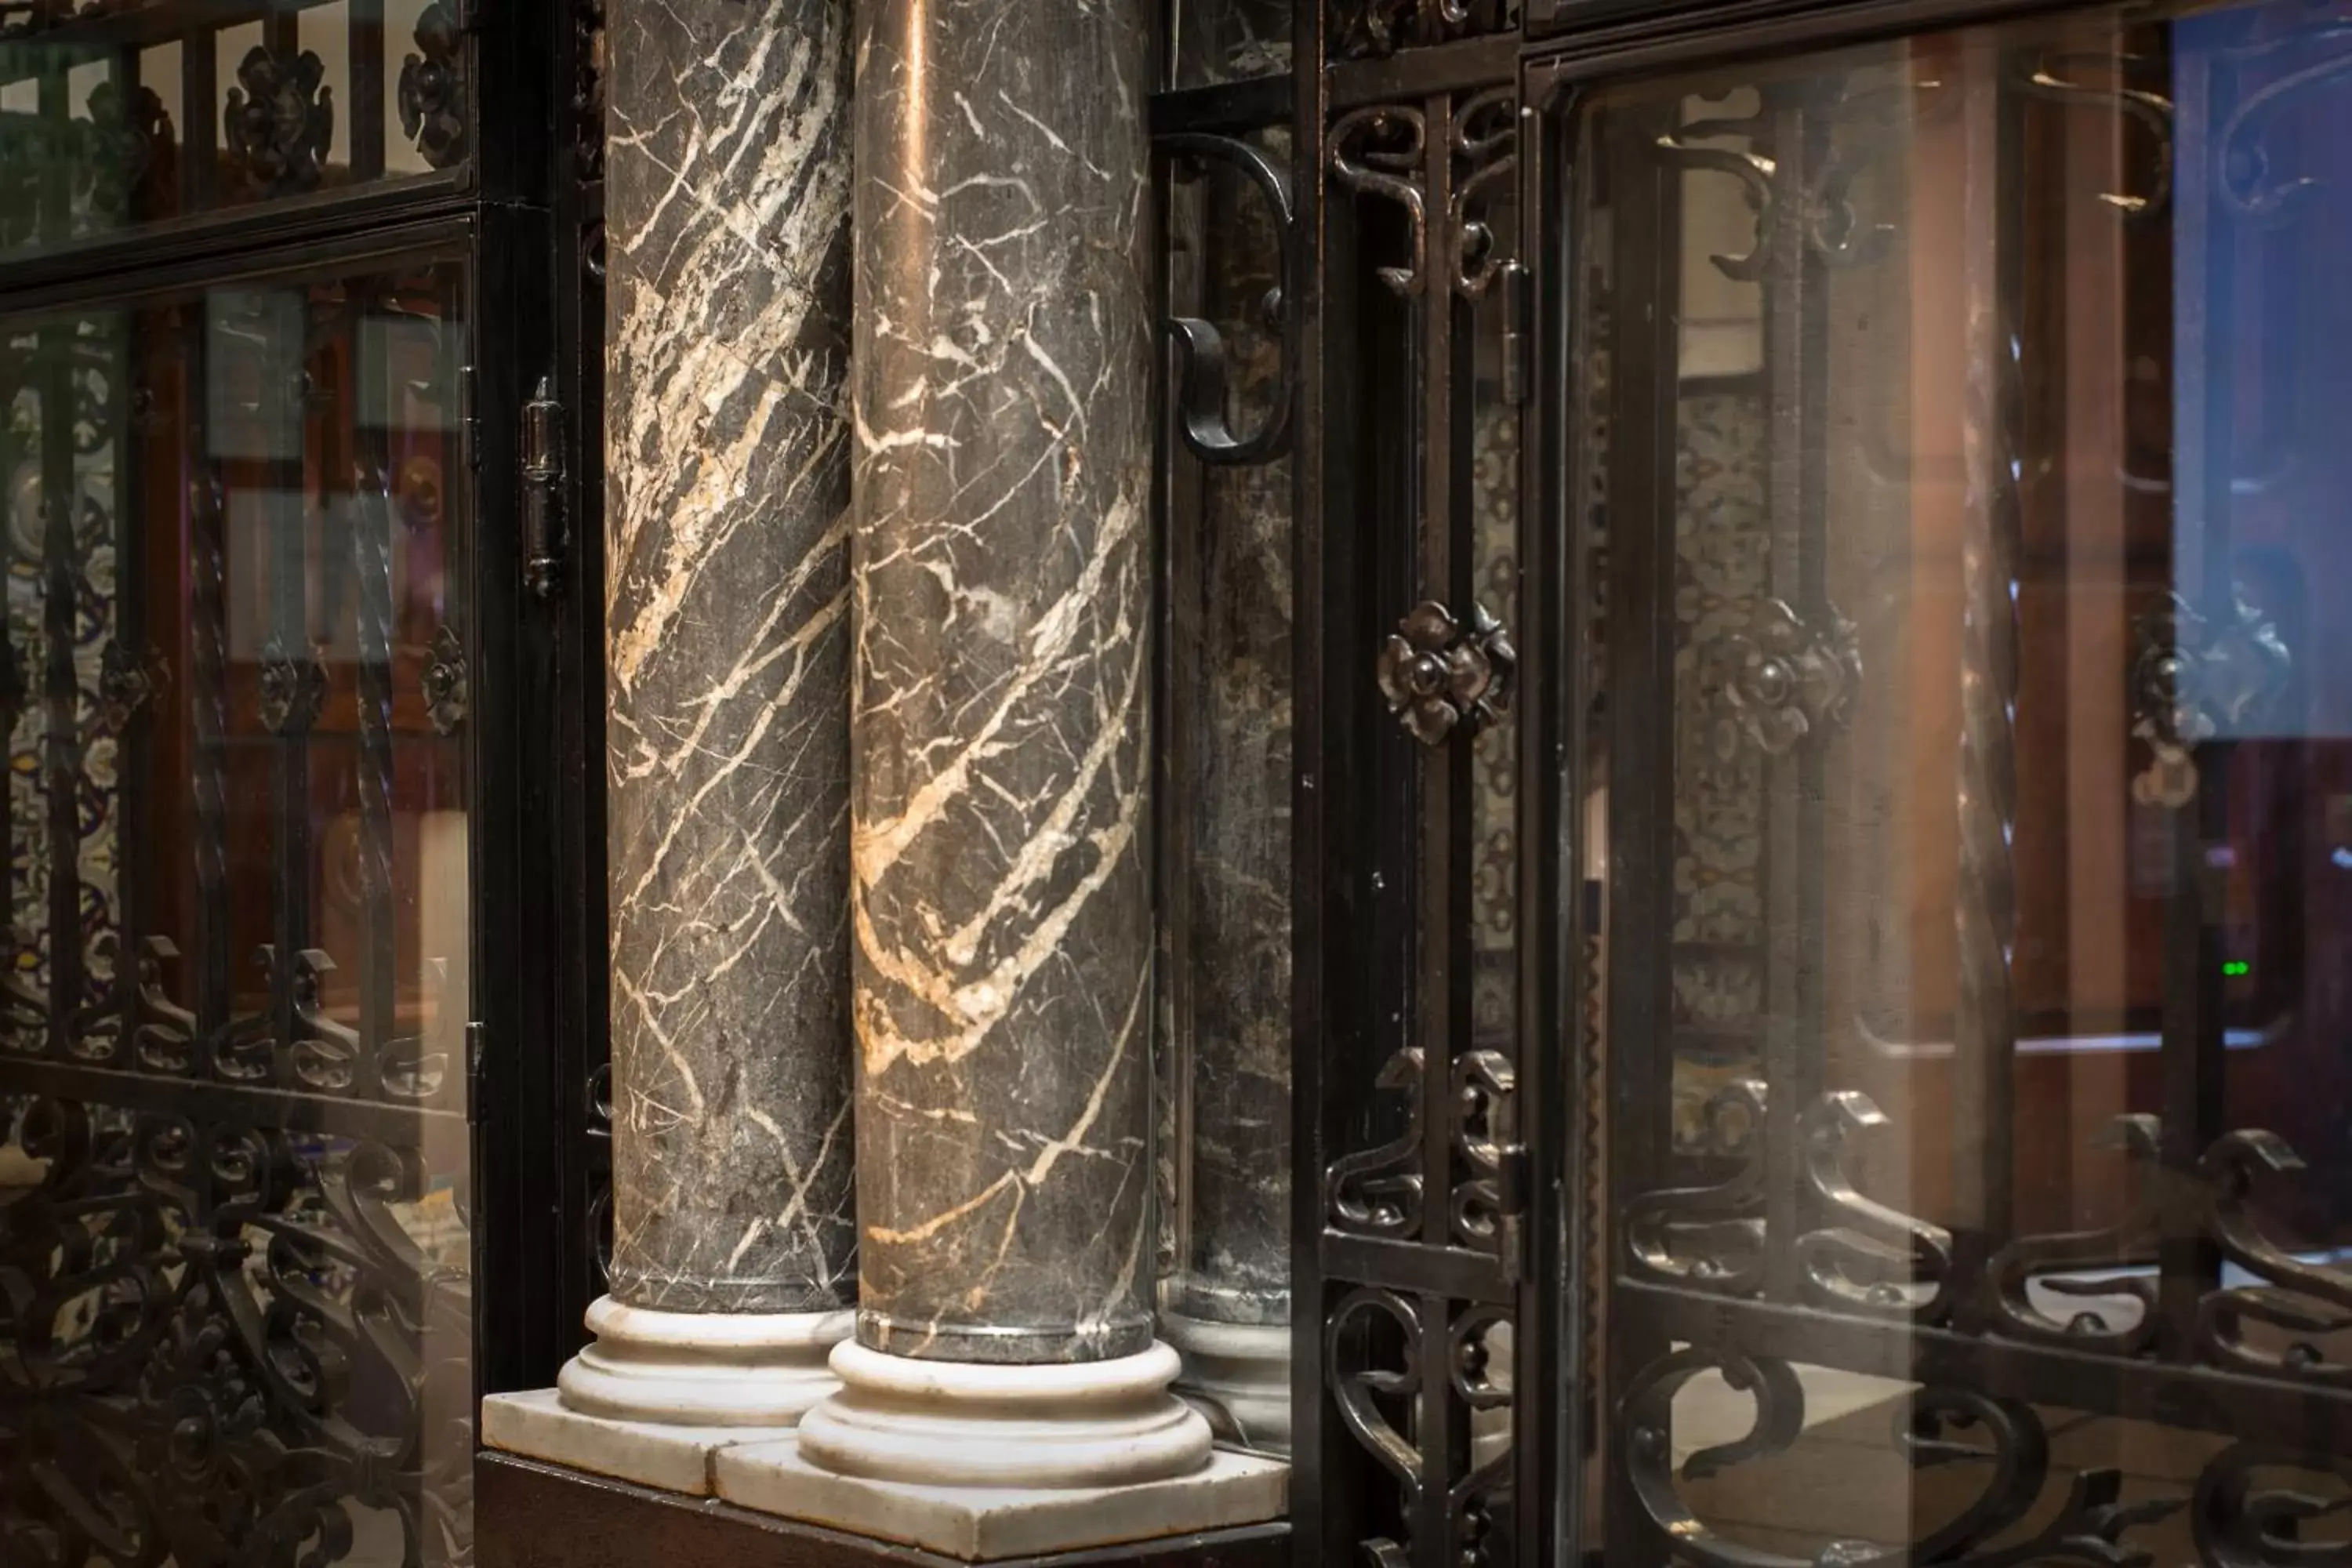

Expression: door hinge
xmin=1500 ymin=261 xmax=1533 ymax=407
xmin=521 ymin=375 xmax=565 ymax=597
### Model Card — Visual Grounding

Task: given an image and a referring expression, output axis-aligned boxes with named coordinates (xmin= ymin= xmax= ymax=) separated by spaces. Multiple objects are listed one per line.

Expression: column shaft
xmin=848 ymin=0 xmax=1156 ymax=1366
xmin=603 ymin=0 xmax=858 ymax=1315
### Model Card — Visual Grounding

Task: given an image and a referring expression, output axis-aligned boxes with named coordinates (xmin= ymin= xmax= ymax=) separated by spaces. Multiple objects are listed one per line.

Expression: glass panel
xmin=1171 ymin=0 xmax=1290 ymax=88
xmin=0 ymin=0 xmax=470 ymax=263
xmin=1573 ymin=3 xmax=2352 ymax=1563
xmin=0 ymin=254 xmax=473 ymax=1566
xmin=1158 ymin=121 xmax=1296 ymax=1450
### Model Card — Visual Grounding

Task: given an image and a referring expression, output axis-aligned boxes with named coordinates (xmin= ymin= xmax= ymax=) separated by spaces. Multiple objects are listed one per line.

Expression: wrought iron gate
xmin=0 ymin=3 xmax=604 ymax=1563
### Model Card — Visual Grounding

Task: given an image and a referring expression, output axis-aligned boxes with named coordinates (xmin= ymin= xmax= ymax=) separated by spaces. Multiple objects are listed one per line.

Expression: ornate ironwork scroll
xmin=1451 ymin=1047 xmax=1519 ymax=1263
xmin=1329 ymin=103 xmax=1429 ymax=297
xmin=223 ymin=46 xmax=336 ymax=197
xmin=2198 ymin=1131 xmax=2352 ymax=1385
xmin=1700 ymin=597 xmax=1859 ymax=759
xmin=0 ymin=1096 xmax=474 ymax=1567
xmin=1451 ymin=87 xmax=1518 ymax=299
xmin=1621 ymin=1347 xmax=2183 ymax=1568
xmin=1795 ymin=1090 xmax=1955 ymax=1320
xmin=1650 ymin=78 xmax=1922 ymax=282
xmin=1982 ymin=1114 xmax=2164 ymax=1352
xmin=1624 ymin=1079 xmax=1769 ymax=1294
xmin=2129 ymin=588 xmax=2291 ymax=808
xmin=1164 ymin=133 xmax=1295 ymax=466
xmin=2216 ymin=27 xmax=2352 ymax=220
xmin=400 ymin=2 xmax=471 ymax=169
xmin=2016 ymin=53 xmax=2175 ymax=220
xmin=1327 ymin=1044 xmax=1425 ymax=1237
xmin=2 ymin=281 xmax=474 ymax=1567
xmin=423 ymin=626 xmax=470 ymax=736
xmin=1377 ymin=600 xmax=1515 ymax=746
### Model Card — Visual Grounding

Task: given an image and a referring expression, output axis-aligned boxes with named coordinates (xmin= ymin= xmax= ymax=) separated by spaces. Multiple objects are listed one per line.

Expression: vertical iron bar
xmin=351 ymin=0 xmax=387 ymax=182
xmin=1602 ymin=93 xmax=1682 ymax=1568
xmin=183 ymin=24 xmax=217 ymax=213
xmin=1952 ymin=39 xmax=2022 ymax=1306
xmin=1415 ymin=87 xmax=1467 ymax=1568
xmin=1515 ymin=65 xmax=1570 ymax=1568
xmin=1291 ymin=0 xmax=1332 ymax=1552
xmin=1418 ymin=89 xmax=1458 ymax=1261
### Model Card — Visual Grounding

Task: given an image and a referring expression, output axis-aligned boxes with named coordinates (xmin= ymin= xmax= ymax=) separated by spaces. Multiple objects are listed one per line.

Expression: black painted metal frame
xmin=0 ymin=2 xmax=607 ymax=1562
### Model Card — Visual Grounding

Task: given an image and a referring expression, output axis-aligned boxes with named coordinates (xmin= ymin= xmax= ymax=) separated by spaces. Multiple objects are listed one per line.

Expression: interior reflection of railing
xmin=1610 ymin=31 xmax=2352 ymax=1568
xmin=0 ymin=295 xmax=473 ymax=1566
xmin=0 ymin=1087 xmax=475 ymax=1567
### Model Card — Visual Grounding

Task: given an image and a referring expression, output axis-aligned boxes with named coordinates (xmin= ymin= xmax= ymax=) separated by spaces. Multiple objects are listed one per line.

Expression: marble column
xmin=558 ymin=0 xmax=858 ymax=1427
xmin=838 ymin=0 xmax=1158 ymax=1374
xmin=1161 ymin=140 xmax=1295 ymax=1454
xmin=785 ymin=0 xmax=1221 ymax=1510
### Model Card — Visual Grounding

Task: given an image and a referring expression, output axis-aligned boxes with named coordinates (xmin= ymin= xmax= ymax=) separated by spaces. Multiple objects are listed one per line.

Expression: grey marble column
xmin=847 ymin=0 xmax=1156 ymax=1367
xmin=602 ymin=0 xmax=857 ymax=1316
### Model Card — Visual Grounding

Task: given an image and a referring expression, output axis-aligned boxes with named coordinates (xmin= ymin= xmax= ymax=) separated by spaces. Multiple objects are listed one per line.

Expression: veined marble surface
xmin=603 ymin=0 xmax=858 ymax=1313
xmin=848 ymin=0 xmax=1156 ymax=1364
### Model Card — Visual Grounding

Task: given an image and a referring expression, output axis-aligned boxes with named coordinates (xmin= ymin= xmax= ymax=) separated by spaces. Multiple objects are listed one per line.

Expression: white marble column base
xmin=716 ymin=1436 xmax=1288 ymax=1560
xmin=797 ymin=1339 xmax=1214 ymax=1487
xmin=482 ymin=1388 xmax=772 ymax=1496
xmin=1161 ymin=1312 xmax=1291 ymax=1454
xmin=554 ymin=1296 xmax=854 ymax=1426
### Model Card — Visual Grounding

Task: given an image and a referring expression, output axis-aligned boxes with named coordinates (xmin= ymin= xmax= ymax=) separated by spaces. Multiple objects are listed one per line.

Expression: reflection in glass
xmin=0 ymin=0 xmax=470 ymax=262
xmin=1171 ymin=0 xmax=1290 ymax=89
xmin=1575 ymin=4 xmax=2352 ymax=1563
xmin=0 ymin=259 xmax=473 ymax=1565
xmin=1160 ymin=124 xmax=1296 ymax=1453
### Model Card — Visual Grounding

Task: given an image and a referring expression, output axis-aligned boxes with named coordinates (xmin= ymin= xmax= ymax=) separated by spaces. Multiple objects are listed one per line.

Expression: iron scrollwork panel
xmin=0 ymin=1094 xmax=476 ymax=1568
xmin=1315 ymin=62 xmax=1533 ymax=1568
xmin=1328 ymin=1287 xmax=1518 ymax=1568
xmin=0 ymin=272 xmax=477 ymax=1566
xmin=1164 ymin=132 xmax=1298 ymax=468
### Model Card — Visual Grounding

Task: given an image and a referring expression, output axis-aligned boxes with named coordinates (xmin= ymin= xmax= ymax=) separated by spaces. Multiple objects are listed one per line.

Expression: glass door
xmin=0 ymin=4 xmax=590 ymax=1563
xmin=0 ymin=250 xmax=478 ymax=1568
xmin=1561 ymin=3 xmax=2352 ymax=1564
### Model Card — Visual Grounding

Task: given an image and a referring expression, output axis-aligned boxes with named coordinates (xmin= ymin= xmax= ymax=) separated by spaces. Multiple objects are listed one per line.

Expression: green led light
xmin=2223 ymin=960 xmax=2252 ymax=978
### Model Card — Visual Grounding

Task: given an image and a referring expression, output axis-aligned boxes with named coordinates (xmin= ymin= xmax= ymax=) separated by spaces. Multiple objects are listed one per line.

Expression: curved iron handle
xmin=1161 ymin=132 xmax=1294 ymax=467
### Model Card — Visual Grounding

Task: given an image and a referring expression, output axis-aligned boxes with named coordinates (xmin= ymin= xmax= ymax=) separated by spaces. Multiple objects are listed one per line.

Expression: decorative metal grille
xmin=0 ymin=267 xmax=476 ymax=1568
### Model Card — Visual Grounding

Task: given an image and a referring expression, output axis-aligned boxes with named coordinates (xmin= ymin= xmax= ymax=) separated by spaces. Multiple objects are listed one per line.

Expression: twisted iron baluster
xmin=1954 ymin=66 xmax=2021 ymax=1301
